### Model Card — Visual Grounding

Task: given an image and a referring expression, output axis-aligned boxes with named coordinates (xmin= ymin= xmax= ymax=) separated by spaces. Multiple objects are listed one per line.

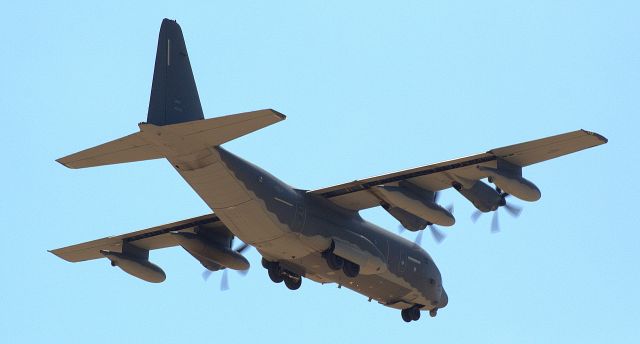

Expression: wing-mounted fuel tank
xmin=101 ymin=242 xmax=166 ymax=283
xmin=372 ymin=181 xmax=455 ymax=226
xmin=477 ymin=159 xmax=541 ymax=202
xmin=171 ymin=231 xmax=250 ymax=271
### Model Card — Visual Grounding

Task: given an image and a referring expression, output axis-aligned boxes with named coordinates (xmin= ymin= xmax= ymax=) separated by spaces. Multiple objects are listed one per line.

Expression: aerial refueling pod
xmin=171 ymin=231 xmax=250 ymax=271
xmin=373 ymin=184 xmax=455 ymax=226
xmin=476 ymin=166 xmax=541 ymax=202
xmin=101 ymin=247 xmax=166 ymax=283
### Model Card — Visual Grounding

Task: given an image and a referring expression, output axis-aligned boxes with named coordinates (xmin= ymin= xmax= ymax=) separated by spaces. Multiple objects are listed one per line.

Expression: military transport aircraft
xmin=50 ymin=19 xmax=607 ymax=323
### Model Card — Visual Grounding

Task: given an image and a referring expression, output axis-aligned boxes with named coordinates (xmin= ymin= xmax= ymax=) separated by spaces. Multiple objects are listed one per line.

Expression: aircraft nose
xmin=439 ymin=288 xmax=448 ymax=308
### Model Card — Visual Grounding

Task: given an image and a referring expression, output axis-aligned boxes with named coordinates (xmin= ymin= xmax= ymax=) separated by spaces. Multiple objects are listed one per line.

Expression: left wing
xmin=309 ymin=129 xmax=607 ymax=211
xmin=50 ymin=213 xmax=227 ymax=262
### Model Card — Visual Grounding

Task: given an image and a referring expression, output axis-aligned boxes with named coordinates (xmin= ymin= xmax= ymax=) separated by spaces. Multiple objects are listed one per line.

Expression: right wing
xmin=49 ymin=213 xmax=229 ymax=262
xmin=310 ymin=129 xmax=607 ymax=211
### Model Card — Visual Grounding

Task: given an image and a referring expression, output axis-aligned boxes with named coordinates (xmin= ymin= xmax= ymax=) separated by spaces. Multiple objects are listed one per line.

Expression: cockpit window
xmin=408 ymin=256 xmax=421 ymax=265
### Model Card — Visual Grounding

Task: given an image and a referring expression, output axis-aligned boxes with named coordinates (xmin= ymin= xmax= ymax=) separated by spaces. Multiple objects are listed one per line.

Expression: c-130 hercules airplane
xmin=51 ymin=19 xmax=607 ymax=322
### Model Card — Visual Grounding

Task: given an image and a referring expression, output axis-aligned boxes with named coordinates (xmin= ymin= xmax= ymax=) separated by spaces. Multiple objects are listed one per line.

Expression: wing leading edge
xmin=310 ymin=129 xmax=607 ymax=211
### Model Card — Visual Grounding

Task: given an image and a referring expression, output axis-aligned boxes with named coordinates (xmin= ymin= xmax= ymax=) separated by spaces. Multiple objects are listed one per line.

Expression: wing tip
xmin=581 ymin=129 xmax=608 ymax=144
xmin=269 ymin=109 xmax=287 ymax=121
xmin=48 ymin=248 xmax=69 ymax=261
xmin=56 ymin=158 xmax=75 ymax=169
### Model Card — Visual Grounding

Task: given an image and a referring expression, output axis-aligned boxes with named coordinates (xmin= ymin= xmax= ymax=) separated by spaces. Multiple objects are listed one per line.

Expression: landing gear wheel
xmin=261 ymin=257 xmax=271 ymax=269
xmin=325 ymin=252 xmax=344 ymax=270
xmin=342 ymin=260 xmax=360 ymax=278
xmin=410 ymin=307 xmax=421 ymax=321
xmin=429 ymin=308 xmax=438 ymax=318
xmin=284 ymin=276 xmax=302 ymax=290
xmin=268 ymin=266 xmax=283 ymax=283
xmin=401 ymin=309 xmax=412 ymax=323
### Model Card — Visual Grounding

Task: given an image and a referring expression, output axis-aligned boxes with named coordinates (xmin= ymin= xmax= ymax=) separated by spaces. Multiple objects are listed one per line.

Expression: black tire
xmin=326 ymin=253 xmax=344 ymax=270
xmin=401 ymin=309 xmax=412 ymax=323
xmin=410 ymin=308 xmax=421 ymax=321
xmin=342 ymin=261 xmax=360 ymax=278
xmin=268 ymin=266 xmax=283 ymax=283
xmin=429 ymin=309 xmax=438 ymax=318
xmin=284 ymin=276 xmax=302 ymax=290
xmin=261 ymin=257 xmax=271 ymax=269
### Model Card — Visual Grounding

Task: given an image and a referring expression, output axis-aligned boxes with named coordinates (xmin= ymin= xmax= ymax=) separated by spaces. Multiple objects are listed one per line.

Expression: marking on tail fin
xmin=167 ymin=39 xmax=171 ymax=66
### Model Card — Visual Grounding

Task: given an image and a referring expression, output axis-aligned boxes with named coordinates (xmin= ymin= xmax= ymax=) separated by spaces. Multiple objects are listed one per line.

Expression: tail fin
xmin=57 ymin=20 xmax=287 ymax=170
xmin=147 ymin=19 xmax=204 ymax=126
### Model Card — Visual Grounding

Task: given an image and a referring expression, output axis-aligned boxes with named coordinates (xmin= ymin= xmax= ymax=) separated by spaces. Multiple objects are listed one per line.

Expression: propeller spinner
xmin=471 ymin=186 xmax=522 ymax=233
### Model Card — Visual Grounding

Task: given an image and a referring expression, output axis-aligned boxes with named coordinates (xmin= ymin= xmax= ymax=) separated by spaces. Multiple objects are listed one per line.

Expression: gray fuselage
xmin=170 ymin=146 xmax=448 ymax=311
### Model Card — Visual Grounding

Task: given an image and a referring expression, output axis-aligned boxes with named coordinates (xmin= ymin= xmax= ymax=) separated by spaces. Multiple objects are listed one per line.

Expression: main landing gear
xmin=262 ymin=258 xmax=302 ymax=290
xmin=322 ymin=247 xmax=360 ymax=278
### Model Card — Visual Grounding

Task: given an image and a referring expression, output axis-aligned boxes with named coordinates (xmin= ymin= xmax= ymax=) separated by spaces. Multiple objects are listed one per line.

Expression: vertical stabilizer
xmin=147 ymin=19 xmax=204 ymax=126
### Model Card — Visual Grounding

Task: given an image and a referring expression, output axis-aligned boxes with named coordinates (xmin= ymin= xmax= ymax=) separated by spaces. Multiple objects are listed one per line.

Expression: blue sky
xmin=1 ymin=1 xmax=638 ymax=343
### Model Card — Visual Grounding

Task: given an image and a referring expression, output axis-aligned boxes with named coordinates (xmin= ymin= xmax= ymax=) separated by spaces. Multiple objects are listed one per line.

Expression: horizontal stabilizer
xmin=57 ymin=109 xmax=286 ymax=169
xmin=57 ymin=132 xmax=163 ymax=169
xmin=140 ymin=108 xmax=286 ymax=148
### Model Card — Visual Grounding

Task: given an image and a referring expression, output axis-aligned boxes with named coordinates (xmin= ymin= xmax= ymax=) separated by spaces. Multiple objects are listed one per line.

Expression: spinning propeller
xmin=471 ymin=186 xmax=522 ymax=233
xmin=398 ymin=192 xmax=453 ymax=245
xmin=201 ymin=242 xmax=251 ymax=291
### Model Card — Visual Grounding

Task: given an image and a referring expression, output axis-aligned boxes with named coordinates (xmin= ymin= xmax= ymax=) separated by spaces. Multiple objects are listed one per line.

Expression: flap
xmin=50 ymin=213 xmax=230 ymax=262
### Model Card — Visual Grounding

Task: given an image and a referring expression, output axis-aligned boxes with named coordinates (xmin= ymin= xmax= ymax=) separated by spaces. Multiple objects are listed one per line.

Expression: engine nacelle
xmin=477 ymin=166 xmax=541 ymax=202
xmin=381 ymin=202 xmax=428 ymax=231
xmin=373 ymin=185 xmax=455 ymax=226
xmin=452 ymin=179 xmax=501 ymax=212
xmin=171 ymin=231 xmax=250 ymax=271
xmin=101 ymin=250 xmax=166 ymax=283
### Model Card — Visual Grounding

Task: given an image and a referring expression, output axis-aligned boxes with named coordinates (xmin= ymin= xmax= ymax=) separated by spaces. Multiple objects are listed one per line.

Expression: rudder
xmin=147 ymin=19 xmax=204 ymax=126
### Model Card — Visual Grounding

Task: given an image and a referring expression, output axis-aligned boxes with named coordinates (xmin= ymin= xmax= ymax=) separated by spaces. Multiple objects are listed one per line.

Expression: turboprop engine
xmin=373 ymin=183 xmax=455 ymax=226
xmin=171 ymin=231 xmax=250 ymax=271
xmin=101 ymin=246 xmax=166 ymax=283
xmin=477 ymin=165 xmax=541 ymax=202
xmin=451 ymin=179 xmax=502 ymax=213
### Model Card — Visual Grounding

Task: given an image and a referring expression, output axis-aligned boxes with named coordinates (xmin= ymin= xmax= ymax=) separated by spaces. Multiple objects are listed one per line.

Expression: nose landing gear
xmin=401 ymin=306 xmax=421 ymax=322
xmin=400 ymin=305 xmax=436 ymax=322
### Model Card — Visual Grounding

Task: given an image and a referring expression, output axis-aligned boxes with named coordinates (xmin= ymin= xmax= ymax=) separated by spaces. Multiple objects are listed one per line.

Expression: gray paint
xmin=187 ymin=147 xmax=447 ymax=310
xmin=50 ymin=19 xmax=607 ymax=320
